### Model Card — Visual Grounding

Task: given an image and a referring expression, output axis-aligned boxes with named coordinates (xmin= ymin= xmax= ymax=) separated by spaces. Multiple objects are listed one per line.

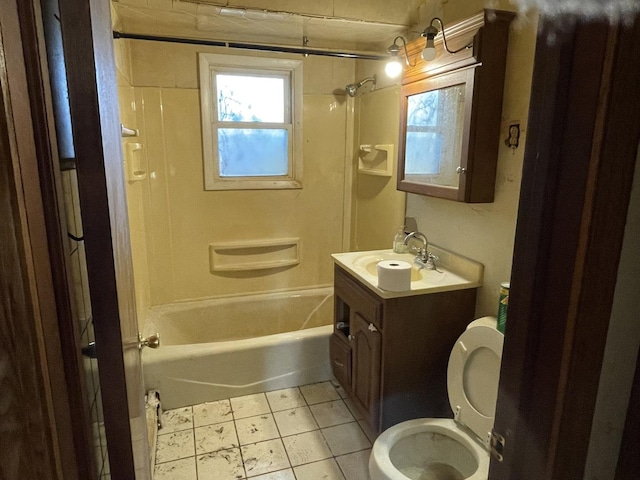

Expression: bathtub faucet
xmin=403 ymin=231 xmax=437 ymax=270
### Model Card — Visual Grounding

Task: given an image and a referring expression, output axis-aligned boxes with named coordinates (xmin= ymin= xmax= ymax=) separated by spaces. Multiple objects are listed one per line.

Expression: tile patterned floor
xmin=154 ymin=381 xmax=378 ymax=480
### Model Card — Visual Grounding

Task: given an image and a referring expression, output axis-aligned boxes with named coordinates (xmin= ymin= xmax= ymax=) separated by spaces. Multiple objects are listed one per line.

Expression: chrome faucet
xmin=403 ymin=231 xmax=438 ymax=270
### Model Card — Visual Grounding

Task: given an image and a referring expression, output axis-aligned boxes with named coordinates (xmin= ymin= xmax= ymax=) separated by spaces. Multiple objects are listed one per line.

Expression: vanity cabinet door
xmin=330 ymin=333 xmax=352 ymax=391
xmin=351 ymin=313 xmax=382 ymax=431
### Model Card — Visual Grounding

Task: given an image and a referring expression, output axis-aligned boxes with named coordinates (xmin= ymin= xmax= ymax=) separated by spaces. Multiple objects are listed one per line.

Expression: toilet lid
xmin=447 ymin=317 xmax=504 ymax=447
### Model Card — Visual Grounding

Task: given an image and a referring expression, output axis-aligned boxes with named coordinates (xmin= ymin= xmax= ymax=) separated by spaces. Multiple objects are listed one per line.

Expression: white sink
xmin=352 ymin=252 xmax=427 ymax=281
xmin=331 ymin=246 xmax=483 ymax=299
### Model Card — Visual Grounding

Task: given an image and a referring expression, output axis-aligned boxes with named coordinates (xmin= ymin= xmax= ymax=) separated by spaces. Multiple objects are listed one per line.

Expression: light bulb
xmin=385 ymin=59 xmax=403 ymax=78
xmin=421 ymin=46 xmax=437 ymax=61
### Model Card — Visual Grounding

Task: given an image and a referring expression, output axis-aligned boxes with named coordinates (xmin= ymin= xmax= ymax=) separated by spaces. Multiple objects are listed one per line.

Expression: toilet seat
xmin=447 ymin=318 xmax=504 ymax=448
xmin=369 ymin=317 xmax=504 ymax=480
xmin=369 ymin=418 xmax=490 ymax=480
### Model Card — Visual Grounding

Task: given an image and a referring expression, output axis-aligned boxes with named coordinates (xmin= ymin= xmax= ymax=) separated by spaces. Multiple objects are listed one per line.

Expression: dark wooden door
xmin=55 ymin=0 xmax=151 ymax=478
xmin=351 ymin=312 xmax=382 ymax=430
xmin=489 ymin=14 xmax=640 ymax=480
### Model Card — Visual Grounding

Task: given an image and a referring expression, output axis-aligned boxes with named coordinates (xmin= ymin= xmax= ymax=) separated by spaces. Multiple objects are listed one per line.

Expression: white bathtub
xmin=142 ymin=287 xmax=334 ymax=409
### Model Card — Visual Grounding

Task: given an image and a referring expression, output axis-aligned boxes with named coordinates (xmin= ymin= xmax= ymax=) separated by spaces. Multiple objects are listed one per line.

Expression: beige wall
xmin=118 ymin=41 xmax=354 ymax=305
xmin=114 ymin=34 xmax=152 ymax=328
xmin=406 ymin=11 xmax=538 ymax=317
xmin=351 ymin=86 xmax=406 ymax=251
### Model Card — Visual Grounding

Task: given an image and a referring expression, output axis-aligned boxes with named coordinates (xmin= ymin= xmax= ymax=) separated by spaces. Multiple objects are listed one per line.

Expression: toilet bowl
xmin=369 ymin=317 xmax=503 ymax=480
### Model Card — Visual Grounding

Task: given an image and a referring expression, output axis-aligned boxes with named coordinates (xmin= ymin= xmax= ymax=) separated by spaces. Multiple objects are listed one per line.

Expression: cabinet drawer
xmin=334 ymin=267 xmax=382 ymax=328
xmin=330 ymin=333 xmax=352 ymax=390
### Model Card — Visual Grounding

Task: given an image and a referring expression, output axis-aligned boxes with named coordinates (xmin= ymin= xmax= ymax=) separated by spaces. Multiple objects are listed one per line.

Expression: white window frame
xmin=199 ymin=53 xmax=303 ymax=190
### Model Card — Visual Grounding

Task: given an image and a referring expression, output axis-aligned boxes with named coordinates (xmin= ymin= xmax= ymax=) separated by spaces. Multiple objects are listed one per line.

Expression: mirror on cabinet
xmin=399 ymin=68 xmax=473 ymax=201
xmin=396 ymin=10 xmax=515 ymax=203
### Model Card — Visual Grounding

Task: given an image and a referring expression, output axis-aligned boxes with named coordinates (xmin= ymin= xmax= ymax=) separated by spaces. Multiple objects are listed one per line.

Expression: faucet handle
xmin=426 ymin=252 xmax=439 ymax=270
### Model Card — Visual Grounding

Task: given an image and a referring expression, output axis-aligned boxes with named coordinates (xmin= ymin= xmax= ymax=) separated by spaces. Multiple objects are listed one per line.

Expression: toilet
xmin=369 ymin=316 xmax=504 ymax=480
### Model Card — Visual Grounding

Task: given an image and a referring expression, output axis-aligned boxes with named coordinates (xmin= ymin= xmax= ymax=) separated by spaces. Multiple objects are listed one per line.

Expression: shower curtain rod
xmin=112 ymin=31 xmax=388 ymax=61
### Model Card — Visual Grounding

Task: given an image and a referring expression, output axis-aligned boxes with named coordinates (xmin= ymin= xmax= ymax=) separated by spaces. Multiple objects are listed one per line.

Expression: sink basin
xmin=331 ymin=247 xmax=483 ymax=299
xmin=352 ymin=252 xmax=426 ymax=281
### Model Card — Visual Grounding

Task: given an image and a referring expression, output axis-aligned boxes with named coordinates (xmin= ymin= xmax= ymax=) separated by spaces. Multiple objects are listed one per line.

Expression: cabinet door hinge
xmin=489 ymin=429 xmax=505 ymax=462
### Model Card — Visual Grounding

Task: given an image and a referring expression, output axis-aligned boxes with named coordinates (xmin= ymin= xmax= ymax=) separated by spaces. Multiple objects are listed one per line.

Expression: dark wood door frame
xmin=490 ymin=14 xmax=640 ymax=480
xmin=15 ymin=0 xmax=98 ymax=477
xmin=1 ymin=0 xmax=95 ymax=478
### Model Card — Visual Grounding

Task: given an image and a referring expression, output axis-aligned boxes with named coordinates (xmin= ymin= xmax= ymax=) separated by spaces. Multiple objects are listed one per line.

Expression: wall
xmin=351 ymin=82 xmax=407 ymax=251
xmin=113 ymin=7 xmax=152 ymax=329
xmin=118 ymin=41 xmax=354 ymax=305
xmin=405 ymin=8 xmax=538 ymax=317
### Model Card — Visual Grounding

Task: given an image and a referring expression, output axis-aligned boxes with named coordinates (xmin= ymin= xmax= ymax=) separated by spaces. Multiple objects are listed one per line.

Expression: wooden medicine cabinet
xmin=397 ymin=10 xmax=515 ymax=203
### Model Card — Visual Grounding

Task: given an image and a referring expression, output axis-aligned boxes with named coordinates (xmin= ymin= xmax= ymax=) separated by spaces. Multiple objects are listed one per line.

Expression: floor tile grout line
xmin=154 ymin=453 xmax=196 ymax=466
xmin=193 ymin=419 xmax=199 ymax=480
xmin=265 ymin=395 xmax=296 ymax=478
xmin=156 ymin=382 xmax=365 ymax=478
xmin=308 ymin=398 xmax=355 ymax=430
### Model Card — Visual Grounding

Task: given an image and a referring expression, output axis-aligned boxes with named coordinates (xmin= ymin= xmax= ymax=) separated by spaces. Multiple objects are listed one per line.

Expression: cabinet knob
xmin=348 ymin=334 xmax=353 ymax=342
xmin=368 ymin=323 xmax=378 ymax=332
xmin=456 ymin=166 xmax=467 ymax=174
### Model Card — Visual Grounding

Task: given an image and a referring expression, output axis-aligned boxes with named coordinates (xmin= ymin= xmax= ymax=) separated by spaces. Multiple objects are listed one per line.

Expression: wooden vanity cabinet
xmin=330 ymin=265 xmax=477 ymax=433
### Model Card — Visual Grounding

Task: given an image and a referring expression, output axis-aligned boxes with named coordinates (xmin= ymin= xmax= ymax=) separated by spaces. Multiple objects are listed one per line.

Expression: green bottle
xmin=497 ymin=282 xmax=509 ymax=334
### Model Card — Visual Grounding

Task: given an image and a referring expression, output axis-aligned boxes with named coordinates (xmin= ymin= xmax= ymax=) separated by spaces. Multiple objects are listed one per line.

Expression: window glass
xmin=216 ymin=74 xmax=285 ymax=123
xmin=218 ymin=128 xmax=288 ymax=177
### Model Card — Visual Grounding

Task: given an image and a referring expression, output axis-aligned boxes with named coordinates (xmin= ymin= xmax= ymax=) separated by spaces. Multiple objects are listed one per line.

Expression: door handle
xmin=138 ymin=333 xmax=160 ymax=350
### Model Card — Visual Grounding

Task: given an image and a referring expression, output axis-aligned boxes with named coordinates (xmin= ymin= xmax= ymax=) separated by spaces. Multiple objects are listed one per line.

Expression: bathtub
xmin=142 ymin=287 xmax=334 ymax=409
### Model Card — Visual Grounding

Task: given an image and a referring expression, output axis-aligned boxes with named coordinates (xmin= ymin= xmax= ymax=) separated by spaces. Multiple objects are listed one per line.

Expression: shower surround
xmin=116 ymin=38 xmax=351 ymax=328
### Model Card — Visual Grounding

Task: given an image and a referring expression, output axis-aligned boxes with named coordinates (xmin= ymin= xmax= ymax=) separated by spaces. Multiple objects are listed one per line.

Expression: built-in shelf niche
xmin=358 ymin=144 xmax=395 ymax=177
xmin=209 ymin=238 xmax=300 ymax=273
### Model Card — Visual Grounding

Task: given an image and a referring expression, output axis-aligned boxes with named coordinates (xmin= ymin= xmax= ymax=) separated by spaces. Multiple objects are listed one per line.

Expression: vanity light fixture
xmin=421 ymin=17 xmax=473 ymax=61
xmin=385 ymin=36 xmax=412 ymax=78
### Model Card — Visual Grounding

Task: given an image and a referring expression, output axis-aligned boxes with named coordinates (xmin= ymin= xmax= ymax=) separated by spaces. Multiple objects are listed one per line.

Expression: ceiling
xmin=111 ymin=0 xmax=417 ymax=54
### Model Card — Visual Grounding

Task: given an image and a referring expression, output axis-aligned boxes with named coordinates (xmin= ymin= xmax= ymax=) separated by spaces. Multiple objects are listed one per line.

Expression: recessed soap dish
xmin=358 ymin=144 xmax=394 ymax=176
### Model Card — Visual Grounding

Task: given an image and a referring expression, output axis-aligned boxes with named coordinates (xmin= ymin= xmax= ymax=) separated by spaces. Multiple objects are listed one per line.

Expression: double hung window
xmin=199 ymin=53 xmax=303 ymax=190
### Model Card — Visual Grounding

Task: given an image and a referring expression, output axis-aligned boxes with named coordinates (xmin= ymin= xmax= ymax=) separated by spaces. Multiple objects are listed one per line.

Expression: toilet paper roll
xmin=377 ymin=260 xmax=412 ymax=292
